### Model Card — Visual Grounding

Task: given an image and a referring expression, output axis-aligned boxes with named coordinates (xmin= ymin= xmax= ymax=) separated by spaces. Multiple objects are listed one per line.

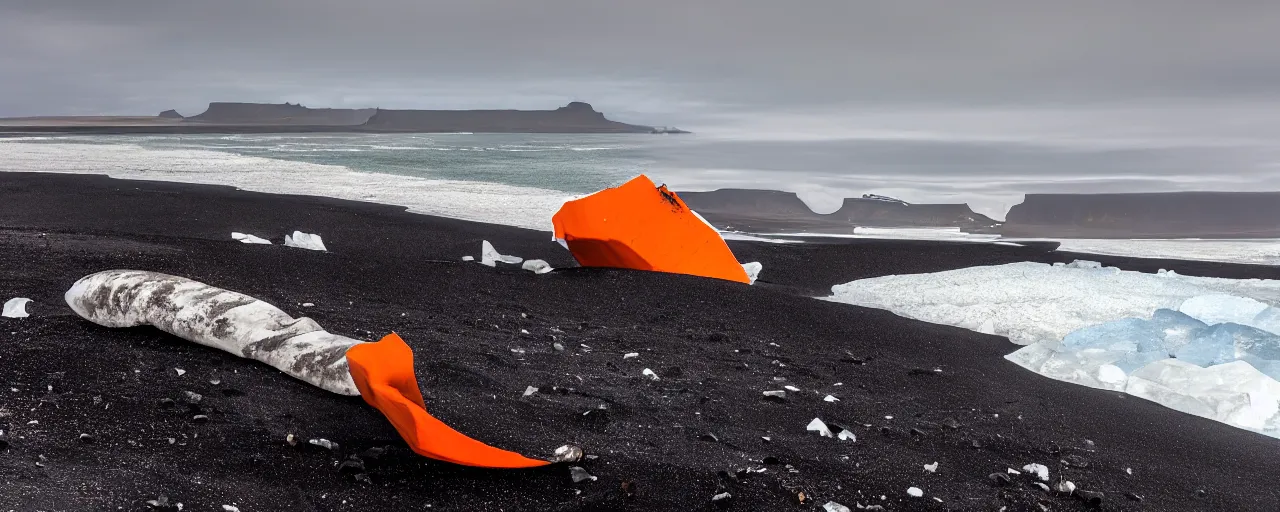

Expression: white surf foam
xmin=0 ymin=142 xmax=576 ymax=231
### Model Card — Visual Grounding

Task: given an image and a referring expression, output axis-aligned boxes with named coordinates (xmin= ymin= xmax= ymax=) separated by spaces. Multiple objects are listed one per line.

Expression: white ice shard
xmin=231 ymin=232 xmax=272 ymax=245
xmin=64 ymin=270 xmax=364 ymax=395
xmin=1125 ymin=359 xmax=1280 ymax=436
xmin=521 ymin=259 xmax=554 ymax=274
xmin=827 ymin=261 xmax=1280 ymax=345
xmin=2 ymin=298 xmax=31 ymax=318
xmin=806 ymin=417 xmax=833 ymax=438
xmin=480 ymin=240 xmax=523 ymax=267
xmin=284 ymin=231 xmax=327 ymax=251
xmin=741 ymin=262 xmax=763 ymax=284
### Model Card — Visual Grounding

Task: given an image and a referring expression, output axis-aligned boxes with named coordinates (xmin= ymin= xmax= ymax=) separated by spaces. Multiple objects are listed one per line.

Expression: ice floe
xmin=828 ymin=261 xmax=1280 ymax=438
xmin=284 ymin=231 xmax=326 ymax=251
xmin=2 ymin=298 xmax=31 ymax=318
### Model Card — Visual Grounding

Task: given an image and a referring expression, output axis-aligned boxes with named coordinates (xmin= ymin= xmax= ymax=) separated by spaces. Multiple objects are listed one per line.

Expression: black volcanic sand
xmin=2 ymin=173 xmax=1279 ymax=511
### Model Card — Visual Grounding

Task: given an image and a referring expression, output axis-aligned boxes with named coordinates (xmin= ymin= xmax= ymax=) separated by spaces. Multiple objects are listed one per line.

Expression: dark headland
xmin=3 ymin=172 xmax=1279 ymax=511
xmin=0 ymin=101 xmax=687 ymax=135
xmin=679 ymin=188 xmax=1280 ymax=238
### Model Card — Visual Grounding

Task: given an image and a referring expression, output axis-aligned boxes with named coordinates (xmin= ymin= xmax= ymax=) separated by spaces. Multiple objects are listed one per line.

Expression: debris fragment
xmin=623 ymin=352 xmax=639 ymax=359
xmin=642 ymin=368 xmax=660 ymax=381
xmin=923 ymin=462 xmax=938 ymax=473
xmin=523 ymin=386 xmax=538 ymax=397
xmin=824 ymin=394 xmax=839 ymax=402
xmin=2 ymin=298 xmax=31 ymax=318
xmin=823 ymin=502 xmax=852 ymax=512
xmin=309 ymin=438 xmax=338 ymax=451
xmin=837 ymin=429 xmax=856 ymax=442
xmin=521 ymin=259 xmax=554 ymax=274
xmin=907 ymin=487 xmax=923 ymax=498
xmin=806 ymin=418 xmax=833 ymax=438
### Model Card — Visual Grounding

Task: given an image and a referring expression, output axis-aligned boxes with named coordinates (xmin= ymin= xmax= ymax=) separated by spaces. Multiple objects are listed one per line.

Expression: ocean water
xmin=1 ymin=133 xmax=1278 ymax=265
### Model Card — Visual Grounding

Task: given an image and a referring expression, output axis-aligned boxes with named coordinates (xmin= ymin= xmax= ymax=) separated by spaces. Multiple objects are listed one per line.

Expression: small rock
xmin=286 ymin=433 xmax=297 ymax=446
xmin=361 ymin=446 xmax=386 ymax=461
xmin=553 ymin=342 xmax=565 ymax=351
xmin=823 ymin=394 xmax=839 ymax=402
xmin=338 ymin=458 xmax=366 ymax=475
xmin=78 ymin=433 xmax=95 ymax=444
xmin=641 ymin=368 xmax=660 ymax=381
xmin=1076 ymin=490 xmax=1104 ymax=506
xmin=174 ymin=368 xmax=185 ymax=376
xmin=623 ymin=352 xmax=639 ymax=359
xmin=182 ymin=391 xmax=203 ymax=404
xmin=941 ymin=417 xmax=961 ymax=429
xmin=191 ymin=415 xmax=209 ymax=423
xmin=923 ymin=462 xmax=938 ymax=473
xmin=988 ymin=473 xmax=1011 ymax=486
xmin=569 ymin=466 xmax=597 ymax=483
xmin=907 ymin=487 xmax=923 ymax=498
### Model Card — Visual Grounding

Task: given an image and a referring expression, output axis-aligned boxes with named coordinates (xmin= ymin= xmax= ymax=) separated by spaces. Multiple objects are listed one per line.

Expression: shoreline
xmin=2 ymin=172 xmax=1279 ymax=510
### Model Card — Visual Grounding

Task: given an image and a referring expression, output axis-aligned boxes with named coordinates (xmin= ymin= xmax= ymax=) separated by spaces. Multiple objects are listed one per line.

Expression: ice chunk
xmin=741 ymin=262 xmax=763 ymax=284
xmin=837 ymin=429 xmax=856 ymax=441
xmin=1254 ymin=306 xmax=1280 ymax=336
xmin=1022 ymin=463 xmax=1049 ymax=482
xmin=1126 ymin=359 xmax=1280 ymax=435
xmin=2 ymin=298 xmax=31 ymax=318
xmin=284 ymin=231 xmax=327 ymax=251
xmin=1180 ymin=294 xmax=1271 ymax=327
xmin=521 ymin=259 xmax=553 ymax=274
xmin=1065 ymin=260 xmax=1102 ymax=269
xmin=231 ymin=232 xmax=272 ymax=244
xmin=827 ymin=262 xmax=1280 ymax=345
xmin=480 ymin=240 xmax=523 ymax=267
xmin=907 ymin=487 xmax=923 ymax=498
xmin=461 ymin=255 xmax=475 ymax=262
xmin=823 ymin=502 xmax=852 ymax=512
xmin=806 ymin=418 xmax=833 ymax=438
xmin=923 ymin=462 xmax=938 ymax=473
xmin=642 ymin=368 xmax=659 ymax=381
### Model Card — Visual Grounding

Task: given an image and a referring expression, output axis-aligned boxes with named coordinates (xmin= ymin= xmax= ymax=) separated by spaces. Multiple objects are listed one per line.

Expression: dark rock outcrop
xmin=186 ymin=102 xmax=377 ymax=125
xmin=1002 ymin=192 xmax=1280 ymax=238
xmin=360 ymin=102 xmax=655 ymax=133
xmin=678 ymin=188 xmax=996 ymax=233
xmin=157 ymin=110 xmax=184 ymax=119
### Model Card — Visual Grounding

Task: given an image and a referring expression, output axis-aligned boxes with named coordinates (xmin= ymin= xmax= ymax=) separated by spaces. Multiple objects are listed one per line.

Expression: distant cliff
xmin=186 ymin=102 xmax=377 ymax=125
xmin=157 ymin=110 xmax=184 ymax=119
xmin=1002 ymin=192 xmax=1280 ymax=238
xmin=679 ymin=188 xmax=996 ymax=232
xmin=361 ymin=102 xmax=656 ymax=133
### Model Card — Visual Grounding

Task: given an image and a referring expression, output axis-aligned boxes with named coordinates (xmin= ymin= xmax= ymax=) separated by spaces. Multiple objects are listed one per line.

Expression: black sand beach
xmin=2 ymin=173 xmax=1279 ymax=511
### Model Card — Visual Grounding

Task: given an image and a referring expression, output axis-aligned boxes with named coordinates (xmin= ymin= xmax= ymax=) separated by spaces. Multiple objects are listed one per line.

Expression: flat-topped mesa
xmin=1002 ymin=192 xmax=1280 ymax=238
xmin=679 ymin=189 xmax=821 ymax=219
xmin=157 ymin=109 xmax=184 ymax=119
xmin=186 ymin=102 xmax=377 ymax=125
xmin=832 ymin=198 xmax=997 ymax=228
xmin=360 ymin=102 xmax=656 ymax=133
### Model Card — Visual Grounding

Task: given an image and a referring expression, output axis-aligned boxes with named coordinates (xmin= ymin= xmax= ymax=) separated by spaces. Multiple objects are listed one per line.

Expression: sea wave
xmin=0 ymin=142 xmax=576 ymax=231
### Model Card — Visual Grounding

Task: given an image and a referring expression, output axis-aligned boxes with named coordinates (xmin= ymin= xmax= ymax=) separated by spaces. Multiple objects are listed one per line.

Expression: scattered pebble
xmin=806 ymin=418 xmax=833 ymax=438
xmin=823 ymin=395 xmax=839 ymax=402
xmin=174 ymin=368 xmax=186 ymax=376
xmin=923 ymin=462 xmax=938 ymax=473
xmin=623 ymin=352 xmax=639 ymax=359
xmin=837 ymin=430 xmax=856 ymax=442
xmin=907 ymin=487 xmax=923 ymax=498
xmin=569 ymin=466 xmax=597 ymax=483
xmin=523 ymin=386 xmax=538 ymax=397
xmin=641 ymin=368 xmax=659 ymax=381
xmin=1022 ymin=463 xmax=1050 ymax=482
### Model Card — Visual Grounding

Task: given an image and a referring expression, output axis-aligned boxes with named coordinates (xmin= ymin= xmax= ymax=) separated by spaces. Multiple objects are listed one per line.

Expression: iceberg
xmin=284 ymin=231 xmax=327 ymax=251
